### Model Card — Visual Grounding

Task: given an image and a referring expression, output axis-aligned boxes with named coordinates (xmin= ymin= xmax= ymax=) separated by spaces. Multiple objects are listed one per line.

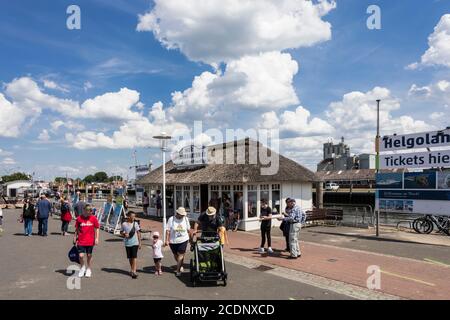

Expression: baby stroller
xmin=190 ymin=231 xmax=227 ymax=286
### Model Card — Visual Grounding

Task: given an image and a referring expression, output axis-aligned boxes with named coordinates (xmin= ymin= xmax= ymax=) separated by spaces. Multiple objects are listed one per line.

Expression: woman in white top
xmin=165 ymin=207 xmax=191 ymax=277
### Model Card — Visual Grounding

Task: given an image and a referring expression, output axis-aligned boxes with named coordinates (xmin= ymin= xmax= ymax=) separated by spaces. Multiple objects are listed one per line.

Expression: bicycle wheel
xmin=413 ymin=218 xmax=433 ymax=234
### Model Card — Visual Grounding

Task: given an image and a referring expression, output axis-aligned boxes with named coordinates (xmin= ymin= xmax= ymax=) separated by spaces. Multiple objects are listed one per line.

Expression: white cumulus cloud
xmin=66 ymin=103 xmax=189 ymax=149
xmin=167 ymin=51 xmax=300 ymax=122
xmin=137 ymin=0 xmax=336 ymax=64
xmin=407 ymin=14 xmax=450 ymax=69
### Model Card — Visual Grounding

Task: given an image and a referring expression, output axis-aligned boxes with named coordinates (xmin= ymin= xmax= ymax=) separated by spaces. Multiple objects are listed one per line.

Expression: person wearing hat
xmin=193 ymin=206 xmax=224 ymax=237
xmin=278 ymin=198 xmax=306 ymax=259
xmin=36 ymin=193 xmax=52 ymax=236
xmin=165 ymin=207 xmax=191 ymax=277
xmin=151 ymin=231 xmax=164 ymax=275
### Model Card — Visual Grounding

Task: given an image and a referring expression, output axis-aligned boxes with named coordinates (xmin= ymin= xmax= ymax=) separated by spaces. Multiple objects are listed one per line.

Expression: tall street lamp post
xmin=375 ymin=99 xmax=381 ymax=237
xmin=153 ymin=132 xmax=172 ymax=243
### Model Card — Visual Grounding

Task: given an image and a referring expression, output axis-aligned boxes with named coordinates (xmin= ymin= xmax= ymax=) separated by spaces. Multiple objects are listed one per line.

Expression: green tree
xmin=93 ymin=171 xmax=108 ymax=182
xmin=1 ymin=172 xmax=30 ymax=183
xmin=83 ymin=175 xmax=95 ymax=183
xmin=54 ymin=177 xmax=68 ymax=184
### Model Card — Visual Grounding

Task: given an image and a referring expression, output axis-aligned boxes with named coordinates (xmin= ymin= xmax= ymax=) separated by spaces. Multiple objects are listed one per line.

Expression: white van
xmin=325 ymin=183 xmax=339 ymax=191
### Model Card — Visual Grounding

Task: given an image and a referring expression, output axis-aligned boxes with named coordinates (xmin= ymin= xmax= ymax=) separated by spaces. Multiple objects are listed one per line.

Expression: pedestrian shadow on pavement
xmin=230 ymin=247 xmax=287 ymax=258
xmin=101 ymin=267 xmax=131 ymax=276
xmin=139 ymin=265 xmax=179 ymax=274
xmin=104 ymin=238 xmax=124 ymax=242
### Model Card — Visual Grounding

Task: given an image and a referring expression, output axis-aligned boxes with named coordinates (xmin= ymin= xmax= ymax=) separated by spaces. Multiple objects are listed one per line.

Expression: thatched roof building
xmin=138 ymin=138 xmax=315 ymax=231
xmin=138 ymin=139 xmax=314 ymax=185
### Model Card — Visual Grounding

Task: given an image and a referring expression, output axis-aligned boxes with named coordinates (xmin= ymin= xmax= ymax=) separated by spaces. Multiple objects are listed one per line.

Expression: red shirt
xmin=75 ymin=215 xmax=99 ymax=246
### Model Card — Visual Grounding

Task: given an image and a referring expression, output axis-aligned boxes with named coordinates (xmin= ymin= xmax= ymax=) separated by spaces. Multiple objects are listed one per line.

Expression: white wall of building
xmin=5 ymin=181 xmax=32 ymax=197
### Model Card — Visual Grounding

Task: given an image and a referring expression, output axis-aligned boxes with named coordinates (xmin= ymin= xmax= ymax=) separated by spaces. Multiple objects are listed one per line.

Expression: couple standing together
xmin=259 ymin=197 xmax=305 ymax=259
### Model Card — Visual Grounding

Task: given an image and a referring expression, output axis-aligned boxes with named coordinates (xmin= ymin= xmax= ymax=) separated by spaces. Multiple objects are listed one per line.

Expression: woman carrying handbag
xmin=60 ymin=197 xmax=72 ymax=236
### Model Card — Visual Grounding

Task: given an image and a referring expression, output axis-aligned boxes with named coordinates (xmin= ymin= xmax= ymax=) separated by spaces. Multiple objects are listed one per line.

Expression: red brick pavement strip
xmin=137 ymin=218 xmax=450 ymax=300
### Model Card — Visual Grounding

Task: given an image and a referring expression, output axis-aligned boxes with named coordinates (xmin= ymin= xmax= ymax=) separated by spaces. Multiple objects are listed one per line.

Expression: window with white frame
xmin=183 ymin=185 xmax=191 ymax=212
xmin=247 ymin=184 xmax=257 ymax=218
xmin=271 ymin=184 xmax=280 ymax=214
xmin=210 ymin=185 xmax=220 ymax=211
xmin=175 ymin=186 xmax=182 ymax=209
xmin=221 ymin=185 xmax=232 ymax=215
xmin=260 ymin=184 xmax=269 ymax=206
xmin=193 ymin=186 xmax=200 ymax=213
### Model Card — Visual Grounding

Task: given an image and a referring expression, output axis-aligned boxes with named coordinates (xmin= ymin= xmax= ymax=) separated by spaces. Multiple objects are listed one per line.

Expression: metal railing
xmin=323 ymin=203 xmax=375 ymax=227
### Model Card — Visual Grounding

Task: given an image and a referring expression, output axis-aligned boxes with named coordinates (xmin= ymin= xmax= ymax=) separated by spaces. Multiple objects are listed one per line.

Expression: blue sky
xmin=0 ymin=0 xmax=449 ymax=180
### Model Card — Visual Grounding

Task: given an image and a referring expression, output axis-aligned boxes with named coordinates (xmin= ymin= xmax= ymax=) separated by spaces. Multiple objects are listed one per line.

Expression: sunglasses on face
xmin=153 ymin=236 xmax=159 ymax=239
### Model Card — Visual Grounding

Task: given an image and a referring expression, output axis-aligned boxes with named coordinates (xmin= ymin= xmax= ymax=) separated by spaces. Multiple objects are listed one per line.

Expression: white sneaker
xmin=267 ymin=247 xmax=274 ymax=254
xmin=180 ymin=266 xmax=184 ymax=272
xmin=258 ymin=247 xmax=265 ymax=253
xmin=78 ymin=266 xmax=86 ymax=278
xmin=85 ymin=268 xmax=92 ymax=278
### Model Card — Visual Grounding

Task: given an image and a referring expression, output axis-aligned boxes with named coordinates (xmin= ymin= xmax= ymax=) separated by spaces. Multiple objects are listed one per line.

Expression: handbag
xmin=68 ymin=245 xmax=80 ymax=264
xmin=127 ymin=221 xmax=136 ymax=239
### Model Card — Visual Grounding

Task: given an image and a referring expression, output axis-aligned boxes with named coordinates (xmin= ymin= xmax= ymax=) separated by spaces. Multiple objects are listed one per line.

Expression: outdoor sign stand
xmin=99 ymin=202 xmax=114 ymax=230
xmin=107 ymin=204 xmax=126 ymax=235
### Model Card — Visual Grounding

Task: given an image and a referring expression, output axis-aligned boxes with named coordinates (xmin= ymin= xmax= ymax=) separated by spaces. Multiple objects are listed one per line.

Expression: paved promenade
xmin=135 ymin=214 xmax=450 ymax=300
xmin=1 ymin=208 xmax=449 ymax=300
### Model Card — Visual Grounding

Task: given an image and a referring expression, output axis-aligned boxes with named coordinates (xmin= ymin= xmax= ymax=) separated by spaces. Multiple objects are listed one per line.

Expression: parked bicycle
xmin=413 ymin=214 xmax=450 ymax=236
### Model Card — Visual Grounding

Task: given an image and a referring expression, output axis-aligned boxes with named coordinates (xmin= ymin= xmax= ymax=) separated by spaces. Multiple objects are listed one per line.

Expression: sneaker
xmin=158 ymin=270 xmax=163 ymax=275
xmin=180 ymin=266 xmax=184 ymax=272
xmin=267 ymin=247 xmax=274 ymax=254
xmin=85 ymin=268 xmax=92 ymax=278
xmin=78 ymin=266 xmax=86 ymax=278
xmin=258 ymin=247 xmax=265 ymax=253
xmin=175 ymin=272 xmax=181 ymax=277
xmin=155 ymin=271 xmax=159 ymax=275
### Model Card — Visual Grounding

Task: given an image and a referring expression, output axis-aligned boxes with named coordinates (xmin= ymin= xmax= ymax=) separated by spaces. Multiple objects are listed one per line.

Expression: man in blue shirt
xmin=279 ymin=198 xmax=305 ymax=259
xmin=37 ymin=194 xmax=52 ymax=236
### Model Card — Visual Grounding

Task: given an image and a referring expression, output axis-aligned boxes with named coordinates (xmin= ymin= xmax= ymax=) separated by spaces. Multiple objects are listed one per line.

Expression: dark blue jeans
xmin=61 ymin=220 xmax=69 ymax=233
xmin=24 ymin=218 xmax=33 ymax=235
xmin=38 ymin=218 xmax=48 ymax=236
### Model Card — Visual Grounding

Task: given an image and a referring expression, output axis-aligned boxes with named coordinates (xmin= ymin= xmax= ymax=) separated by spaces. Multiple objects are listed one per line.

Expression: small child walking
xmin=151 ymin=231 xmax=164 ymax=275
xmin=218 ymin=226 xmax=229 ymax=248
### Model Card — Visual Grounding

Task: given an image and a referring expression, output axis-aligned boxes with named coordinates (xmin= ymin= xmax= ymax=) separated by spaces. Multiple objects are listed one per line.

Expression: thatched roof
xmin=138 ymin=139 xmax=315 ymax=185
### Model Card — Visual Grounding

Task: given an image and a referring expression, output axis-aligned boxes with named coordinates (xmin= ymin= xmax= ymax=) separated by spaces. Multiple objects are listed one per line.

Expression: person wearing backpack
xmin=165 ymin=207 xmax=191 ymax=277
xmin=60 ymin=197 xmax=72 ymax=236
xmin=22 ymin=198 xmax=35 ymax=236
xmin=120 ymin=211 xmax=142 ymax=279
